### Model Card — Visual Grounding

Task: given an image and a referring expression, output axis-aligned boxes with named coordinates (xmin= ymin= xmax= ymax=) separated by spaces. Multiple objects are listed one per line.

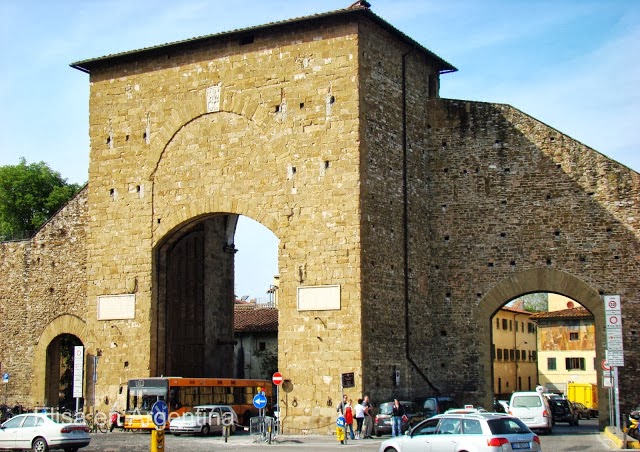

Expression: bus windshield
xmin=127 ymin=378 xmax=168 ymax=413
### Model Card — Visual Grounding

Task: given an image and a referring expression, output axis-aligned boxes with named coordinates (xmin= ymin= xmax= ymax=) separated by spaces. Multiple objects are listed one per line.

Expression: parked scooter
xmin=110 ymin=411 xmax=125 ymax=432
xmin=628 ymin=410 xmax=640 ymax=440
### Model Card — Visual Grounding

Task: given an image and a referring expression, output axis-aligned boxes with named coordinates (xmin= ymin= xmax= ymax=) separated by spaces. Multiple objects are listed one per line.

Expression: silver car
xmin=379 ymin=412 xmax=541 ymax=452
xmin=0 ymin=412 xmax=91 ymax=452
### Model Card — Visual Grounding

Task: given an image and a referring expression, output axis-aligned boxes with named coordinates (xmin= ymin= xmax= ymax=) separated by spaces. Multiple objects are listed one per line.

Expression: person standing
xmin=354 ymin=398 xmax=365 ymax=439
xmin=336 ymin=394 xmax=348 ymax=415
xmin=363 ymin=395 xmax=373 ymax=439
xmin=391 ymin=399 xmax=405 ymax=437
xmin=345 ymin=399 xmax=355 ymax=440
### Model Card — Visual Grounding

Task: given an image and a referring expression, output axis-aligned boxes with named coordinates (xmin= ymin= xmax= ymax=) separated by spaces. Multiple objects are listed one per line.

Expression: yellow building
xmin=492 ymin=304 xmax=538 ymax=399
xmin=530 ymin=294 xmax=596 ymax=395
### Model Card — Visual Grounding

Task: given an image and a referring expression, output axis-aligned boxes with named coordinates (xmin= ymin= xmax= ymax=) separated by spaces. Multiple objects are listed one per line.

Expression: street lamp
xmin=515 ymin=341 xmax=527 ymax=391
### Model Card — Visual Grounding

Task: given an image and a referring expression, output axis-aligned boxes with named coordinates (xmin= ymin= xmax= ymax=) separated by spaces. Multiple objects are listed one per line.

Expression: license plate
xmin=512 ymin=442 xmax=530 ymax=449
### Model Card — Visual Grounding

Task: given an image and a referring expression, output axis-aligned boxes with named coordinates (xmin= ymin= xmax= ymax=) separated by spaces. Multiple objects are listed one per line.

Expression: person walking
xmin=363 ymin=395 xmax=373 ymax=438
xmin=391 ymin=399 xmax=405 ymax=437
xmin=345 ymin=399 xmax=355 ymax=440
xmin=354 ymin=398 xmax=365 ymax=439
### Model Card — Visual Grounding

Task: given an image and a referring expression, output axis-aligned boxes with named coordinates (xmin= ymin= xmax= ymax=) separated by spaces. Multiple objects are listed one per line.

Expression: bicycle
xmin=85 ymin=411 xmax=109 ymax=433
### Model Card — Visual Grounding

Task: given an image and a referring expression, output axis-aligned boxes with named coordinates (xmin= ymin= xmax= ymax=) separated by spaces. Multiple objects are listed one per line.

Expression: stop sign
xmin=272 ymin=372 xmax=283 ymax=385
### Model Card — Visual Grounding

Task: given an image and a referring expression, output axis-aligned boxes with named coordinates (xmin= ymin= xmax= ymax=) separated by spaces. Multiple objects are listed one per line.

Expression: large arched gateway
xmin=0 ymin=4 xmax=638 ymax=433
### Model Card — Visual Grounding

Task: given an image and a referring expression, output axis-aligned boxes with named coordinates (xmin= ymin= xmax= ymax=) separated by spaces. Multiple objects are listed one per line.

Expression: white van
xmin=509 ymin=386 xmax=553 ymax=434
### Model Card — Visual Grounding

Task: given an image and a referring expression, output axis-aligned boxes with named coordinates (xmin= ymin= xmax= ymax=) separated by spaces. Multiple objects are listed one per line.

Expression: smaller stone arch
xmin=31 ymin=315 xmax=87 ymax=408
xmin=474 ymin=267 xmax=608 ymax=424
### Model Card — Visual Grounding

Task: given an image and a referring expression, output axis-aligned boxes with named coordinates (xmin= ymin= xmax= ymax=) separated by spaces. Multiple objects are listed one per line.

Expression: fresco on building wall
xmin=538 ymin=324 xmax=595 ymax=351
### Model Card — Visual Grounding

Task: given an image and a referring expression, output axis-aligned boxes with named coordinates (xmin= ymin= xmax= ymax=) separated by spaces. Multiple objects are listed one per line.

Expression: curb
xmin=603 ymin=426 xmax=640 ymax=449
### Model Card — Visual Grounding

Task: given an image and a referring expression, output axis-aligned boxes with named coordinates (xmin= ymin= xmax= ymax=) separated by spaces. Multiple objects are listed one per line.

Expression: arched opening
xmin=44 ymin=334 xmax=83 ymax=411
xmin=154 ymin=213 xmax=278 ymax=379
xmin=478 ymin=268 xmax=606 ymax=425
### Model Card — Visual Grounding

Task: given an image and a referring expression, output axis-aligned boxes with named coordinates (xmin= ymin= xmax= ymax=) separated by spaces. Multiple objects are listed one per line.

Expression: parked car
xmin=509 ymin=389 xmax=554 ymax=434
xmin=378 ymin=412 xmax=541 ymax=452
xmin=0 ymin=412 xmax=91 ymax=451
xmin=169 ymin=405 xmax=238 ymax=436
xmin=571 ymin=402 xmax=591 ymax=420
xmin=549 ymin=398 xmax=579 ymax=426
xmin=414 ymin=396 xmax=461 ymax=418
xmin=374 ymin=401 xmax=424 ymax=437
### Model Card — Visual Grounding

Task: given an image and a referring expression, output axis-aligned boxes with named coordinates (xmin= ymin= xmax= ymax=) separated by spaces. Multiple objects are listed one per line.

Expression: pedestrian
xmin=391 ymin=399 xmax=405 ymax=437
xmin=363 ymin=395 xmax=373 ymax=438
xmin=336 ymin=394 xmax=348 ymax=415
xmin=345 ymin=399 xmax=355 ymax=440
xmin=354 ymin=398 xmax=365 ymax=439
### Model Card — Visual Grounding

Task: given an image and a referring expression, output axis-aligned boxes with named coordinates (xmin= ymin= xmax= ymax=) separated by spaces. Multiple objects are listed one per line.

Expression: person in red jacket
xmin=345 ymin=399 xmax=355 ymax=440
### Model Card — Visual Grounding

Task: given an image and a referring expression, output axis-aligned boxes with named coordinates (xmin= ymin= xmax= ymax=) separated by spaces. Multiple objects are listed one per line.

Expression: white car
xmin=378 ymin=412 xmax=541 ymax=452
xmin=169 ymin=405 xmax=238 ymax=436
xmin=0 ymin=412 xmax=90 ymax=452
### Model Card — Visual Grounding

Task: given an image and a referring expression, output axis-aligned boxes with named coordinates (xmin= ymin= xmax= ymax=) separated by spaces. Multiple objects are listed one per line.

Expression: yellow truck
xmin=567 ymin=383 xmax=598 ymax=417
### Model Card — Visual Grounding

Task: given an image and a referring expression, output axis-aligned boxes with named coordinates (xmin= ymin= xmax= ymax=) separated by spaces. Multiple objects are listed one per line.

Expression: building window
xmin=503 ymin=349 xmax=509 ymax=361
xmin=527 ymin=322 xmax=536 ymax=333
xmin=509 ymin=320 xmax=513 ymax=331
xmin=496 ymin=318 xmax=500 ymax=329
xmin=516 ymin=350 xmax=520 ymax=361
xmin=497 ymin=349 xmax=503 ymax=360
xmin=566 ymin=357 xmax=586 ymax=371
xmin=569 ymin=332 xmax=579 ymax=341
xmin=509 ymin=349 xmax=515 ymax=361
xmin=532 ymin=351 xmax=537 ymax=362
xmin=515 ymin=321 xmax=519 ymax=332
xmin=502 ymin=319 xmax=508 ymax=330
xmin=548 ymin=357 xmax=556 ymax=370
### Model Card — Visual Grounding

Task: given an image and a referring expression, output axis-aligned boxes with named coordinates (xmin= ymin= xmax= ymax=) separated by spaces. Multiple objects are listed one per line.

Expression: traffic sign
xmin=253 ymin=392 xmax=267 ymax=409
xmin=601 ymin=359 xmax=611 ymax=371
xmin=336 ymin=415 xmax=346 ymax=427
xmin=272 ymin=372 xmax=283 ymax=385
xmin=2 ymin=373 xmax=8 ymax=384
xmin=151 ymin=400 xmax=169 ymax=428
xmin=606 ymin=313 xmax=622 ymax=328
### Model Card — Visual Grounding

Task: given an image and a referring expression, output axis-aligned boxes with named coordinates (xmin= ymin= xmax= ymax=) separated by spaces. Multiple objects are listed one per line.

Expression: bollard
xmin=151 ymin=428 xmax=165 ymax=451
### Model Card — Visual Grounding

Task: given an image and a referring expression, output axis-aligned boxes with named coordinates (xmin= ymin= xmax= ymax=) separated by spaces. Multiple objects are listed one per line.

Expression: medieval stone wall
xmin=0 ymin=187 xmax=88 ymax=406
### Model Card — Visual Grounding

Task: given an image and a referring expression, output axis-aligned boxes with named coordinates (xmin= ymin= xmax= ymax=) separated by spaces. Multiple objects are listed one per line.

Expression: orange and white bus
xmin=124 ymin=377 xmax=273 ymax=430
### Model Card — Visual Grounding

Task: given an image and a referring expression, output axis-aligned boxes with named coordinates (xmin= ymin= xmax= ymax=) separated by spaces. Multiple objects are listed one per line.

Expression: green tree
xmin=0 ymin=158 xmax=81 ymax=240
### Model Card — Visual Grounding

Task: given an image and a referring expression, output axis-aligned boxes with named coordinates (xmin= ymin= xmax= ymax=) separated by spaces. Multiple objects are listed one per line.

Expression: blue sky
xmin=1 ymin=0 xmax=638 ymax=299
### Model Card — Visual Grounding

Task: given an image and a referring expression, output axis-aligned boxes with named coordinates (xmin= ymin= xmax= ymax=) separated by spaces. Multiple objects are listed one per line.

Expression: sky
xmin=1 ymin=0 xmax=638 ymax=299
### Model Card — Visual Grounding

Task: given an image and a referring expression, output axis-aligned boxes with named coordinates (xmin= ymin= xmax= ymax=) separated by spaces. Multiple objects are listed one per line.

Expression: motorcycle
xmin=628 ymin=410 xmax=640 ymax=440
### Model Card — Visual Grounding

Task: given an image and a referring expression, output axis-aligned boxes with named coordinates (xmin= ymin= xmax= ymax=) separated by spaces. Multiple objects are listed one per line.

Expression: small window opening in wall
xmin=504 ymin=168 xmax=510 ymax=173
xmin=329 ymin=95 xmax=335 ymax=104
xmin=109 ymin=188 xmax=115 ymax=197
xmin=556 ymin=163 xmax=562 ymax=169
xmin=510 ymin=260 xmax=516 ymax=267
xmin=546 ymin=258 xmax=552 ymax=265
xmin=106 ymin=136 xmax=111 ymax=145
xmin=476 ymin=293 xmax=482 ymax=298
xmin=495 ymin=140 xmax=501 ymax=144
xmin=143 ymin=132 xmax=147 ymax=141
xmin=434 ymin=265 xmax=439 ymax=270
xmin=614 ymin=255 xmax=620 ymax=260
xmin=488 ymin=262 xmax=494 ymax=268
xmin=443 ymin=168 xmax=448 ymax=173
xmin=324 ymin=161 xmax=330 ymax=169
xmin=427 ymin=124 xmax=432 ymax=129
xmin=157 ymin=218 xmax=161 ymax=224
xmin=440 ymin=330 xmax=447 ymax=337
xmin=579 ymin=256 xmax=586 ymax=262
xmin=606 ymin=227 xmax=613 ymax=235
xmin=124 ymin=361 xmax=129 ymax=368
xmin=587 ymin=192 xmax=595 ymax=196
xmin=300 ymin=102 xmax=305 ymax=109
xmin=136 ymin=185 xmax=141 ymax=192
xmin=275 ymin=105 xmax=280 ymax=113
xmin=501 ymin=200 xmax=507 ymax=205
xmin=49 ymin=287 xmax=54 ymax=293
xmin=475 ymin=168 xmax=480 ymax=173
xmin=546 ymin=194 xmax=552 ymax=201
xmin=240 ymin=35 xmax=254 ymax=46
xmin=550 ymin=136 xmax=555 ymax=141
xmin=500 ymin=232 xmax=506 ymax=238
xmin=555 ymin=230 xmax=561 ymax=237
xmin=292 ymin=166 xmax=297 ymax=175
xmin=444 ymin=235 xmax=450 ymax=242
xmin=125 ymin=134 xmax=130 ymax=142
xmin=442 ymin=140 xmax=447 ymax=147
xmin=462 ymin=169 xmax=468 ymax=175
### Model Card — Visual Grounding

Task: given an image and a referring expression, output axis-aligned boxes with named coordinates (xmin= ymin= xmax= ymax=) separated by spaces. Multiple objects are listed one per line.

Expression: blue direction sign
xmin=336 ymin=415 xmax=346 ymax=428
xmin=2 ymin=373 xmax=8 ymax=384
xmin=151 ymin=400 xmax=169 ymax=428
xmin=253 ymin=392 xmax=267 ymax=409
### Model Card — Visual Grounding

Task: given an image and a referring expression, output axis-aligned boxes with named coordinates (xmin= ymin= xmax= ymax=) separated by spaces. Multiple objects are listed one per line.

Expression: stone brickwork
xmin=0 ymin=6 xmax=638 ymax=433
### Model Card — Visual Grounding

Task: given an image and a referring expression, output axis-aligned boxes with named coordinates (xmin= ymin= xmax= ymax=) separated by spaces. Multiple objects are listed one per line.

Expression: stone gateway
xmin=0 ymin=4 xmax=638 ymax=432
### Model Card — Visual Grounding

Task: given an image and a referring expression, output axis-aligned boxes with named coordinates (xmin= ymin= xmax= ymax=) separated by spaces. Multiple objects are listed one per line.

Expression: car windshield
xmin=487 ymin=417 xmax=531 ymax=434
xmin=46 ymin=413 xmax=75 ymax=424
xmin=378 ymin=403 xmax=393 ymax=415
xmin=191 ymin=408 xmax=212 ymax=416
